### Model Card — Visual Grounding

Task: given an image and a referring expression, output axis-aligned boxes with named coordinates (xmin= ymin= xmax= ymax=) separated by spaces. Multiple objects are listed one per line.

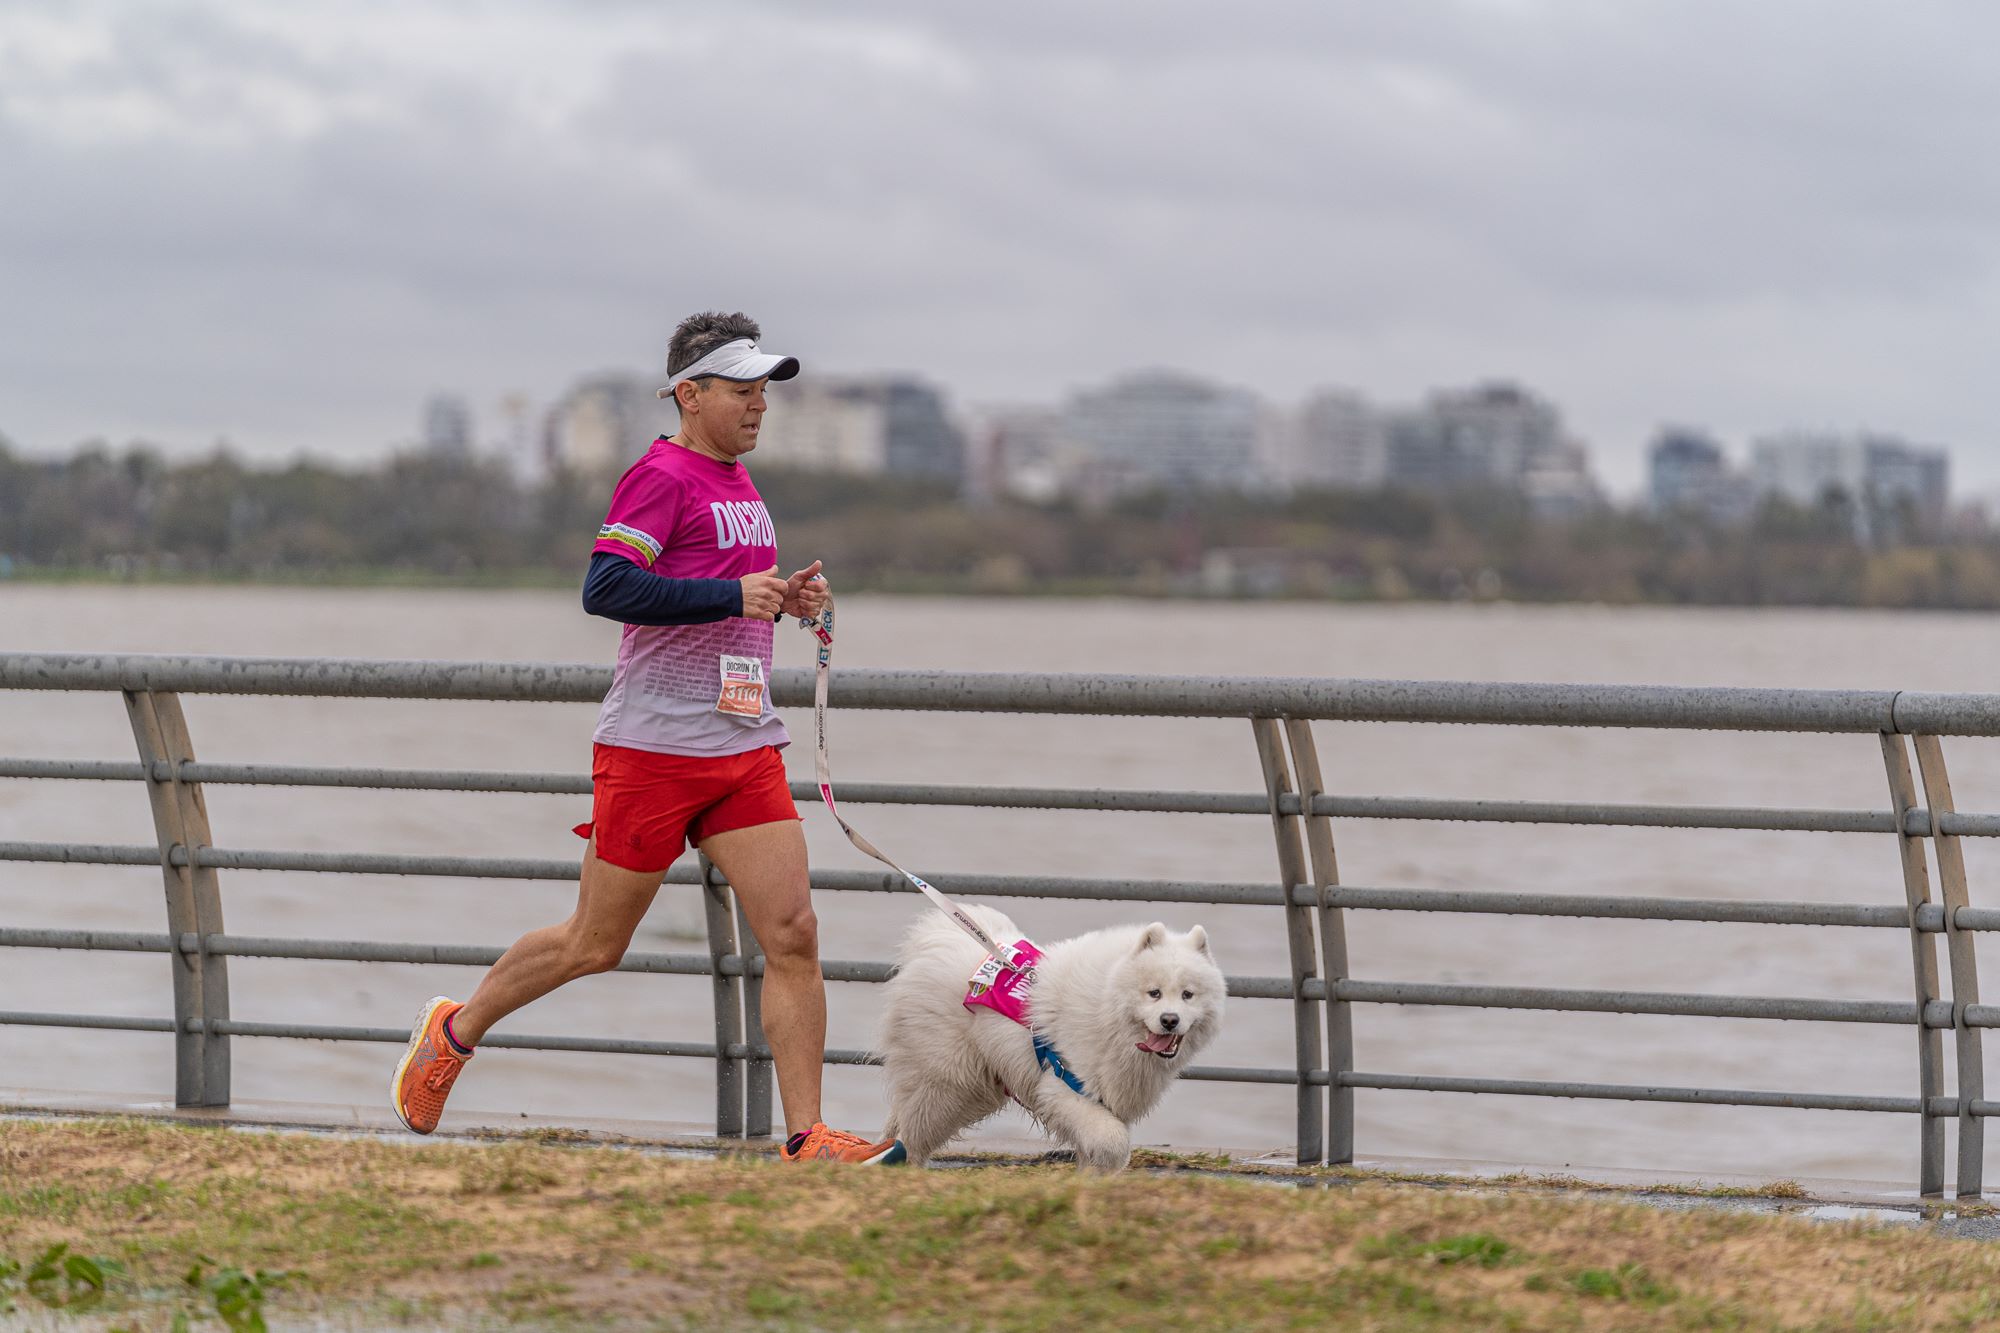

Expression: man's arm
xmin=581 ymin=551 xmax=741 ymax=626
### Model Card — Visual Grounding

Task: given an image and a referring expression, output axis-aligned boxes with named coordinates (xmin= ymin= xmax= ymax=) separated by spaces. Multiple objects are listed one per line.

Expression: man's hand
xmin=740 ymin=565 xmax=789 ymax=619
xmin=782 ymin=560 xmax=830 ymax=619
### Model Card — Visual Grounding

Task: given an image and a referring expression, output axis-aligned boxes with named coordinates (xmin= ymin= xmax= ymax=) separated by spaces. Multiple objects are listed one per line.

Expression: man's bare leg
xmin=452 ymin=840 xmax=665 ymax=1047
xmin=698 ymin=819 xmax=824 ymax=1136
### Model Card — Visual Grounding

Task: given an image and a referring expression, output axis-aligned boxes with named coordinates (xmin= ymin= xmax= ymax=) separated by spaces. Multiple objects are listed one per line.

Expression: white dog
xmin=876 ymin=903 xmax=1225 ymax=1170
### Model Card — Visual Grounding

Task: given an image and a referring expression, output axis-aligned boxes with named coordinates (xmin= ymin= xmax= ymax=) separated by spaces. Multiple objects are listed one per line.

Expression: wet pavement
xmin=1622 ymin=1191 xmax=2000 ymax=1240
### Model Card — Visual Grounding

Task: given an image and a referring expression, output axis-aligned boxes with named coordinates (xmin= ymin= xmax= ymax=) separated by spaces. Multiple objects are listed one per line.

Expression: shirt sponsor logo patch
xmin=597 ymin=522 xmax=663 ymax=564
xmin=710 ymin=500 xmax=775 ymax=550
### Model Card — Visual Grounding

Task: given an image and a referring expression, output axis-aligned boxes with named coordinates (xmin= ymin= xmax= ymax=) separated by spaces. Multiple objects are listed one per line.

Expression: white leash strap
xmin=802 ymin=603 xmax=1030 ymax=973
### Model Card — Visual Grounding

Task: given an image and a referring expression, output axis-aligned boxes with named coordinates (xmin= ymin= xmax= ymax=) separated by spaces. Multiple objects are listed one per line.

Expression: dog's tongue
xmin=1137 ymin=1032 xmax=1179 ymax=1055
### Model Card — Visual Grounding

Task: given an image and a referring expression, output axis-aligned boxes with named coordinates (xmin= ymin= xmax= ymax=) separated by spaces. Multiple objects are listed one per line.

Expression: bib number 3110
xmin=715 ymin=654 xmax=767 ymax=718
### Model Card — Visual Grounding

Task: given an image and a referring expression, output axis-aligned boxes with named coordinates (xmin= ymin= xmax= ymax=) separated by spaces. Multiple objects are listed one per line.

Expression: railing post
xmin=699 ymin=852 xmax=745 ymax=1138
xmin=123 ymin=690 xmax=230 ymax=1107
xmin=1881 ymin=733 xmax=1947 ymax=1196
xmin=1251 ymin=716 xmax=1326 ymax=1166
xmin=1913 ymin=735 xmax=1985 ymax=1198
xmin=735 ymin=897 xmax=774 ymax=1139
xmin=1283 ymin=719 xmax=1352 ymax=1165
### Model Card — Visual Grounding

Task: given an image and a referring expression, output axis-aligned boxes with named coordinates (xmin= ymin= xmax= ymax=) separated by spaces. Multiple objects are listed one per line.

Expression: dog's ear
xmin=1186 ymin=924 xmax=1211 ymax=956
xmin=1137 ymin=922 xmax=1167 ymax=951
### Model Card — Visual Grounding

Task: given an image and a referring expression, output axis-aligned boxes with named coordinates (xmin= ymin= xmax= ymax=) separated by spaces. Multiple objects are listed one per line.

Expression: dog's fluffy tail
xmin=875 ymin=902 xmax=1024 ymax=1059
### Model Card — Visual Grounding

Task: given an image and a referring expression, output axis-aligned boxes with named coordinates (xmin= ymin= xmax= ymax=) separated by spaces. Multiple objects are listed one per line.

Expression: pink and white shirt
xmin=590 ymin=440 xmax=790 ymax=757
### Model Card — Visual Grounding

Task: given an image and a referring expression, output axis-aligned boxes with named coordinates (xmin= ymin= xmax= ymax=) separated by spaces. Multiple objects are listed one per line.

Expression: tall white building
xmin=421 ymin=393 xmax=473 ymax=460
xmin=1749 ymin=431 xmax=1949 ymax=537
xmin=1748 ymin=432 xmax=1851 ymax=507
xmin=758 ymin=385 xmax=887 ymax=473
xmin=968 ymin=406 xmax=1066 ymax=503
xmin=1287 ymin=389 xmax=1387 ymax=490
xmin=496 ymin=392 xmax=536 ymax=479
xmin=1382 ymin=382 xmax=1600 ymax=514
xmin=1058 ymin=370 xmax=1266 ymax=500
xmin=755 ymin=377 xmax=965 ymax=485
xmin=542 ymin=374 xmax=671 ymax=475
xmin=1648 ymin=427 xmax=1754 ymax=523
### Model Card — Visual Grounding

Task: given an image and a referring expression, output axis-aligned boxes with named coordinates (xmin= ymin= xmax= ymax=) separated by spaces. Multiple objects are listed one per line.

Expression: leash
xmin=799 ymin=601 xmax=1034 ymax=975
xmin=799 ymin=599 xmax=1094 ymax=1098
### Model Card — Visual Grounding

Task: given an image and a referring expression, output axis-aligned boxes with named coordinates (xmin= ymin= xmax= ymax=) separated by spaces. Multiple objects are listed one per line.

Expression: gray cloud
xmin=2 ymin=0 xmax=1996 ymax=493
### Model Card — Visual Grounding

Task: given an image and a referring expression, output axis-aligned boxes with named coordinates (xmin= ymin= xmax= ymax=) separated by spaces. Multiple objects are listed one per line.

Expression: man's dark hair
xmin=667 ymin=311 xmax=762 ymax=379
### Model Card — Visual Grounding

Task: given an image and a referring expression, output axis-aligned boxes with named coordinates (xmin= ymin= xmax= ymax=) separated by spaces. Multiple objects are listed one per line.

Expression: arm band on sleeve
xmin=581 ymin=551 xmax=742 ymax=626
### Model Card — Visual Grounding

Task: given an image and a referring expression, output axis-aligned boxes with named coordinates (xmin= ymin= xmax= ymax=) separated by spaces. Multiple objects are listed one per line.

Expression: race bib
xmin=963 ymin=938 xmax=1043 ymax=1025
xmin=715 ymin=654 xmax=766 ymax=718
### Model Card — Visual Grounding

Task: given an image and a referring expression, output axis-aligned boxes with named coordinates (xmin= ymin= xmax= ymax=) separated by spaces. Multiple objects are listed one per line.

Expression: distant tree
xmin=150 ymin=450 xmax=247 ymax=564
xmin=9 ymin=439 xmax=2000 ymax=609
xmin=1286 ymin=487 xmax=1438 ymax=541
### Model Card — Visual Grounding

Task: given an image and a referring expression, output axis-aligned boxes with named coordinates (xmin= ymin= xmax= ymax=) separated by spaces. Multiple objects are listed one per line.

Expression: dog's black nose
xmin=1159 ymin=1012 xmax=1180 ymax=1032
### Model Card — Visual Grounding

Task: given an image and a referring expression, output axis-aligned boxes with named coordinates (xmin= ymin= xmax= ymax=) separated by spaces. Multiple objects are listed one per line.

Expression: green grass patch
xmin=1360 ymin=1230 xmax=1516 ymax=1269
xmin=0 ymin=1242 xmax=123 ymax=1315
xmin=1569 ymin=1261 xmax=1678 ymax=1306
xmin=1423 ymin=1232 xmax=1516 ymax=1268
xmin=1705 ymin=1178 xmax=1810 ymax=1200
xmin=3 ymin=1116 xmax=1998 ymax=1330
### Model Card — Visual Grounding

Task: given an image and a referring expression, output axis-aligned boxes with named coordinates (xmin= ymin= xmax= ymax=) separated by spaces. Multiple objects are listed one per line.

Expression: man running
xmin=392 ymin=311 xmax=905 ymax=1165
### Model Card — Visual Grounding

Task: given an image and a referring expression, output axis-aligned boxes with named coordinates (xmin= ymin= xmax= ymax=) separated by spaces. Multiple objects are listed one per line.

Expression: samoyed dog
xmin=876 ymin=903 xmax=1225 ymax=1170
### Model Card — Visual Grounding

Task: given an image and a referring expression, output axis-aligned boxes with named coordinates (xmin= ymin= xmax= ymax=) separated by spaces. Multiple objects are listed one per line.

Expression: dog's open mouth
xmin=1136 ymin=1031 xmax=1183 ymax=1058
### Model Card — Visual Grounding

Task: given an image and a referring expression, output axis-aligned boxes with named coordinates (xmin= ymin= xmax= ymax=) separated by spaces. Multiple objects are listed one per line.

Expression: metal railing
xmin=2 ymin=652 xmax=1999 ymax=1194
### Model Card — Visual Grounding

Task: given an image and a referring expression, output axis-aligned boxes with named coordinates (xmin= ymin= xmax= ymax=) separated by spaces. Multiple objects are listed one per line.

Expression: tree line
xmin=3 ymin=437 xmax=1999 ymax=608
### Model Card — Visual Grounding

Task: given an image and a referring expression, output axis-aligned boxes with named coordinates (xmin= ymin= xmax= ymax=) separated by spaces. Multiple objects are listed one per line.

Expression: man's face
xmin=682 ymin=376 xmax=770 ymax=458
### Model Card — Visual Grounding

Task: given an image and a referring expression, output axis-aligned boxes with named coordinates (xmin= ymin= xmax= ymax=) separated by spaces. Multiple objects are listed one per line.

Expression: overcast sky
xmin=3 ymin=0 xmax=1995 ymax=496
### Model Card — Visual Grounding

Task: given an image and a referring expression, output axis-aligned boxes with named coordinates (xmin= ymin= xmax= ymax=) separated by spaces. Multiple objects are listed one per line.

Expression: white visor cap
xmin=656 ymin=338 xmax=801 ymax=398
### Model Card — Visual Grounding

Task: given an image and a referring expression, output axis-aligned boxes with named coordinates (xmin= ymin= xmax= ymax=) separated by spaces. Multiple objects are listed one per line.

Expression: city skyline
xmin=6 ymin=336 xmax=1964 ymax=519
xmin=474 ymin=360 xmax=1961 ymax=524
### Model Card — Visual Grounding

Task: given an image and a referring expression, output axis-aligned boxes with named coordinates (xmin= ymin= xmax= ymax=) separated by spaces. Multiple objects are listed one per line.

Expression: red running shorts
xmin=573 ymin=743 xmax=800 ymax=873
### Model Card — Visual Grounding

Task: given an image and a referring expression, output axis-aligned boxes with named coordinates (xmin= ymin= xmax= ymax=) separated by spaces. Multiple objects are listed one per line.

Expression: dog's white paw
xmin=1075 ymin=1126 xmax=1132 ymax=1173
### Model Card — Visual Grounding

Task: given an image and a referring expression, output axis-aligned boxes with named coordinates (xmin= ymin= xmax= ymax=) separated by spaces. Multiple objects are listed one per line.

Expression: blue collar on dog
xmin=1033 ymin=1034 xmax=1089 ymax=1098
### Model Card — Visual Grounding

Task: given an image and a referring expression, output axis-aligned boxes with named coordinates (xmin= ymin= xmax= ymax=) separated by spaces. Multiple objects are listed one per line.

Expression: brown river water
xmin=4 ymin=585 xmax=1999 ymax=1184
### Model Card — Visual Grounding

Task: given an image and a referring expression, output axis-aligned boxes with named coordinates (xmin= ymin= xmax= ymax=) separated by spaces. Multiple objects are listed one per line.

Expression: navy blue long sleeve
xmin=581 ymin=551 xmax=742 ymax=626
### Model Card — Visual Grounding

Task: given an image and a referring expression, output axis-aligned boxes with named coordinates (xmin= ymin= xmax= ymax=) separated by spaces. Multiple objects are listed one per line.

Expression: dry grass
xmin=0 ymin=1117 xmax=1996 ymax=1329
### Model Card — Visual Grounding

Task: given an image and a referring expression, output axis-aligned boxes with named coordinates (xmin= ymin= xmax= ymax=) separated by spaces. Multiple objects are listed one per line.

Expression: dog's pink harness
xmin=962 ymin=938 xmax=1042 ymax=1024
xmin=962 ymin=939 xmax=1093 ymax=1100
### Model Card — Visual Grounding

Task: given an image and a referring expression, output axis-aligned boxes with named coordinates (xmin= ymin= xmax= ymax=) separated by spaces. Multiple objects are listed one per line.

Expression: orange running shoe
xmin=779 ymin=1123 xmax=907 ymax=1165
xmin=391 ymin=996 xmax=472 ymax=1135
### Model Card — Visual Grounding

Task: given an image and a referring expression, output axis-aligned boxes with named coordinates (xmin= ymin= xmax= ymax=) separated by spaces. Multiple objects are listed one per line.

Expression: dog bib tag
xmin=715 ymin=654 xmax=766 ymax=718
xmin=963 ymin=938 xmax=1043 ymax=1025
